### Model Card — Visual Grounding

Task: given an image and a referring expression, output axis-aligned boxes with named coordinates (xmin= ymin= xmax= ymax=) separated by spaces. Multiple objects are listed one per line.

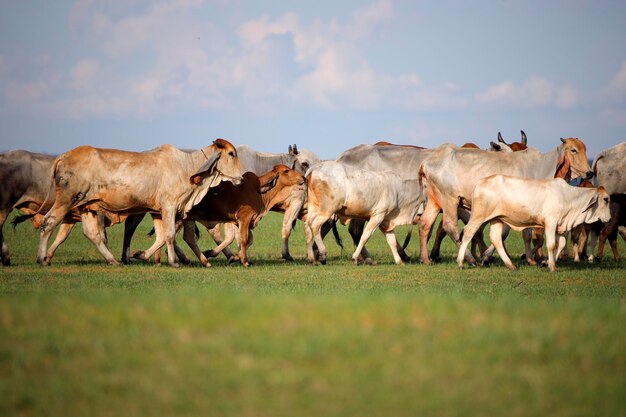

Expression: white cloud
xmin=608 ymin=61 xmax=626 ymax=91
xmin=1 ymin=0 xmax=471 ymax=117
xmin=71 ymin=59 xmax=99 ymax=89
xmin=476 ymin=76 xmax=578 ymax=109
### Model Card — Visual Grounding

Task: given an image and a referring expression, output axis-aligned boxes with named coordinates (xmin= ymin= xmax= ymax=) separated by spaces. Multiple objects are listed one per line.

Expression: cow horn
xmin=293 ymin=144 xmax=298 ymax=154
xmin=520 ymin=130 xmax=527 ymax=145
xmin=497 ymin=132 xmax=505 ymax=143
xmin=288 ymin=145 xmax=293 ymax=154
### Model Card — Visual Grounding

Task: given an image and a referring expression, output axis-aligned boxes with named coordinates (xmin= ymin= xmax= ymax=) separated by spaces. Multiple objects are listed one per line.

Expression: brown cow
xmin=37 ymin=139 xmax=242 ymax=266
xmin=134 ymin=164 xmax=305 ymax=267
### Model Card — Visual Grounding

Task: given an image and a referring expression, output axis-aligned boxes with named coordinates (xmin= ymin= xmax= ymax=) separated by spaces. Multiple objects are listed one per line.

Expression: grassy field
xmin=1 ymin=212 xmax=625 ymax=417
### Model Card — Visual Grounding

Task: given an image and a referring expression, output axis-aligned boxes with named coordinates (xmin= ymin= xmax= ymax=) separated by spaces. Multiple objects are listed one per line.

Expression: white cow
xmin=457 ymin=175 xmax=611 ymax=271
xmin=305 ymin=161 xmax=423 ymax=265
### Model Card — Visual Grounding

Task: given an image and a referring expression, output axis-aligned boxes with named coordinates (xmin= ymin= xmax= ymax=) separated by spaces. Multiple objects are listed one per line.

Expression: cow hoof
xmin=169 ymin=262 xmax=180 ymax=268
xmin=106 ymin=259 xmax=119 ymax=266
xmin=2 ymin=258 xmax=10 ymax=266
xmin=201 ymin=262 xmax=212 ymax=268
xmin=282 ymin=255 xmax=294 ymax=262
xmin=430 ymin=256 xmax=442 ymax=263
xmin=363 ymin=258 xmax=377 ymax=266
xmin=37 ymin=256 xmax=51 ymax=266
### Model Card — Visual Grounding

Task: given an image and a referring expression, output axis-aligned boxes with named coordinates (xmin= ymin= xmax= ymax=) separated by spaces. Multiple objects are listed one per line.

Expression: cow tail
xmin=331 ymin=220 xmax=343 ymax=249
xmin=35 ymin=156 xmax=62 ymax=216
xmin=418 ymin=162 xmax=427 ymax=188
xmin=401 ymin=227 xmax=412 ymax=250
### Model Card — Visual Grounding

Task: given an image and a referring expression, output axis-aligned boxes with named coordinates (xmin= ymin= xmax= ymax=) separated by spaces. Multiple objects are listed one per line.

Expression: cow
xmin=37 ymin=139 xmax=242 ymax=266
xmin=587 ymin=194 xmax=626 ymax=263
xmin=131 ymin=165 xmax=305 ymax=267
xmin=238 ymin=144 xmax=320 ymax=261
xmin=585 ymin=142 xmax=626 ymax=259
xmin=331 ymin=143 xmax=432 ymax=264
xmin=120 ymin=143 xmax=319 ymax=264
xmin=187 ymin=164 xmax=306 ymax=266
xmin=0 ymin=150 xmax=55 ymax=265
xmin=429 ymin=131 xmax=530 ymax=262
xmin=305 ymin=161 xmax=423 ymax=265
xmin=419 ymin=138 xmax=593 ymax=265
xmin=593 ymin=142 xmax=626 ymax=195
xmin=457 ymin=175 xmax=611 ymax=271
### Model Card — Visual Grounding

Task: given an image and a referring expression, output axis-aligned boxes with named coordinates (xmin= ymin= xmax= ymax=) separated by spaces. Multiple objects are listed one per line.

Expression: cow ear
xmin=259 ymin=176 xmax=278 ymax=193
xmin=582 ymin=193 xmax=598 ymax=213
xmin=490 ymin=141 xmax=501 ymax=151
xmin=291 ymin=160 xmax=297 ymax=170
xmin=554 ymin=148 xmax=570 ymax=179
xmin=190 ymin=152 xmax=220 ymax=184
xmin=560 ymin=138 xmax=566 ymax=144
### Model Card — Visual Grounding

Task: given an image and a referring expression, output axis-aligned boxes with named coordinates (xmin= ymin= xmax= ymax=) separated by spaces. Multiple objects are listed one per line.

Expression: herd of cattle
xmin=1 ymin=133 xmax=624 ymax=271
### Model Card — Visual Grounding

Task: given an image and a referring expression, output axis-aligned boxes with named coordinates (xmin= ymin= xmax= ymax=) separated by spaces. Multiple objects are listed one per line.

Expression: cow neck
xmin=259 ymin=182 xmax=283 ymax=215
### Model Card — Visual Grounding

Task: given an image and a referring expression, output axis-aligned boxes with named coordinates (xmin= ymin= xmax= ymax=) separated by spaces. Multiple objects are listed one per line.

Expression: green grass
xmin=1 ymin=212 xmax=625 ymax=417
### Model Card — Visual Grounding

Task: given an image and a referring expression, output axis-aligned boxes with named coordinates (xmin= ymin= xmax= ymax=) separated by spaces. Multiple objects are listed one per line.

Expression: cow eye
xmin=228 ymin=151 xmax=235 ymax=157
xmin=604 ymin=197 xmax=609 ymax=203
xmin=571 ymin=148 xmax=577 ymax=154
xmin=302 ymin=162 xmax=309 ymax=169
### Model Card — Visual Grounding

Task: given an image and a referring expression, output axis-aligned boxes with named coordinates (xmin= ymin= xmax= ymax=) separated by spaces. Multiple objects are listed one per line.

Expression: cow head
xmin=258 ymin=164 xmax=306 ymax=211
xmin=259 ymin=164 xmax=305 ymax=192
xmin=556 ymin=138 xmax=593 ymax=181
xmin=288 ymin=144 xmax=320 ymax=175
xmin=190 ymin=138 xmax=243 ymax=186
xmin=582 ymin=186 xmax=611 ymax=224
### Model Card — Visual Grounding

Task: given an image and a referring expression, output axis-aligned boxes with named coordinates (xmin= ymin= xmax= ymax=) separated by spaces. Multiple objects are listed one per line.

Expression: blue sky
xmin=0 ymin=0 xmax=624 ymax=160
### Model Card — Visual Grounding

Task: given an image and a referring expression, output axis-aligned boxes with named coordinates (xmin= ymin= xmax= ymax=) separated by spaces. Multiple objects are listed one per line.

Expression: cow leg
xmin=280 ymin=203 xmax=301 ymax=262
xmin=383 ymin=230 xmax=405 ymax=265
xmin=237 ymin=218 xmax=253 ymax=267
xmin=182 ymin=220 xmax=210 ymax=267
xmin=121 ymin=213 xmax=146 ymax=264
xmin=489 ymin=221 xmax=515 ymax=270
xmin=418 ymin=201 xmax=442 ymax=264
xmin=429 ymin=217 xmax=446 ymax=262
xmin=587 ymin=224 xmax=600 ymax=263
xmin=555 ymin=233 xmax=567 ymax=263
xmin=352 ymin=214 xmax=384 ymax=265
xmin=204 ymin=223 xmax=238 ymax=262
xmin=609 ymin=230 xmax=620 ymax=262
xmin=135 ymin=216 xmax=187 ymax=265
xmin=596 ymin=224 xmax=610 ymax=262
xmin=457 ymin=217 xmax=484 ymax=268
xmin=544 ymin=224 xmax=558 ymax=272
xmin=38 ymin=204 xmax=72 ymax=265
xmin=81 ymin=211 xmax=118 ymax=265
xmin=348 ymin=219 xmax=376 ymax=265
xmin=441 ymin=211 xmax=475 ymax=265
xmin=0 ymin=209 xmax=10 ymax=265
xmin=306 ymin=213 xmax=330 ymax=265
xmin=45 ymin=221 xmax=75 ymax=261
xmin=162 ymin=210 xmax=180 ymax=267
xmin=558 ymin=231 xmax=570 ymax=261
